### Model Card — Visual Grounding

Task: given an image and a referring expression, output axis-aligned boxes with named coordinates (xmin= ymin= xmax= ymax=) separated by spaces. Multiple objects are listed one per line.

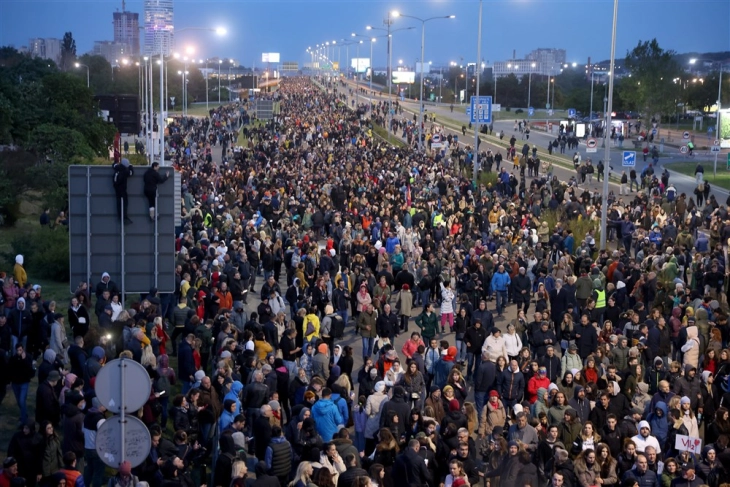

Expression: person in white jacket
xmin=49 ymin=313 xmax=68 ymax=364
xmin=631 ymin=420 xmax=662 ymax=454
xmin=482 ymin=328 xmax=509 ymax=363
xmin=440 ymin=282 xmax=455 ymax=333
xmin=504 ymin=323 xmax=523 ymax=360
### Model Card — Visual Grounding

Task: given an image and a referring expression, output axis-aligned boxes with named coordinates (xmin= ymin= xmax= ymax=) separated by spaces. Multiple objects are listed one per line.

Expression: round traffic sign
xmin=714 ymin=140 xmax=721 ymax=146
xmin=96 ymin=415 xmax=152 ymax=469
xmin=680 ymin=145 xmax=688 ymax=154
xmin=94 ymin=358 xmax=152 ymax=414
xmin=683 ymin=131 xmax=690 ymax=139
xmin=587 ymin=139 xmax=597 ymax=149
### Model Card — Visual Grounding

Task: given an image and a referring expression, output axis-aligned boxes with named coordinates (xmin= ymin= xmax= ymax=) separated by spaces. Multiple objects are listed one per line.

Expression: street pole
xmin=494 ymin=74 xmax=497 ymax=104
xmin=439 ymin=66 xmax=443 ymax=103
xmin=369 ymin=39 xmax=374 ymax=93
xmin=205 ymin=60 xmax=209 ymax=111
xmin=419 ymin=21 xmax=425 ymax=150
xmin=599 ymin=0 xmax=619 ymax=251
xmin=218 ymin=61 xmax=222 ymax=104
xmin=527 ymin=69 xmax=532 ymax=120
xmin=714 ymin=66 xmax=723 ymax=176
xmin=387 ymin=12 xmax=393 ymax=138
xmin=473 ymin=0 xmax=482 ymax=187
xmin=589 ymin=72 xmax=594 ymax=137
xmin=159 ymin=46 xmax=164 ymax=165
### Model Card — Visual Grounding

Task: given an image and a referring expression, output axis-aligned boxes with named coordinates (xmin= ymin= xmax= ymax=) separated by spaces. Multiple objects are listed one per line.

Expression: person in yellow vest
xmin=592 ymin=279 xmax=606 ymax=321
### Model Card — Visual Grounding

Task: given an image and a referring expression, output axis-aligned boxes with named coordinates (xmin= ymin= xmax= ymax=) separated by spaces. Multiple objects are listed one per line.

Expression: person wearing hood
xmin=633 ymin=382 xmax=652 ymax=413
xmin=434 ymin=346 xmax=457 ymax=389
xmin=499 ymin=359 xmax=525 ymax=410
xmin=13 ymin=254 xmax=26 ymax=288
xmin=425 ymin=386 xmax=446 ymax=423
xmin=559 ymin=372 xmax=577 ymax=402
xmin=364 ymin=381 xmax=388 ymax=455
xmin=648 ymin=357 xmax=669 ymax=396
xmin=485 ymin=440 xmax=523 ymax=486
xmin=696 ymin=445 xmax=725 ymax=485
xmin=61 ymin=391 xmax=86 ymax=471
xmin=632 ymin=420 xmax=662 ymax=454
xmin=380 ymin=385 xmax=411 ymax=430
xmin=647 ymin=402 xmax=669 ymax=447
xmin=682 ymin=325 xmax=701 ymax=370
xmin=8 ymin=297 xmax=30 ymax=352
xmin=224 ymin=380 xmax=243 ymax=416
xmin=569 ymin=386 xmax=591 ymax=425
xmin=674 ymin=365 xmax=702 ymax=410
xmin=700 ymin=369 xmax=719 ymax=424
xmin=553 ymin=447 xmax=579 ymax=487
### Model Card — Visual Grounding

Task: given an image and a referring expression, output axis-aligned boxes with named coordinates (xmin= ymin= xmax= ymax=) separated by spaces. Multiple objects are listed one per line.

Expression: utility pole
xmin=473 ymin=0 xmax=483 ymax=188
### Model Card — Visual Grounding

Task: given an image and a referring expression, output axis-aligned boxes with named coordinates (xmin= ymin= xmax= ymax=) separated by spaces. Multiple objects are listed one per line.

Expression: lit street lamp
xmin=392 ymin=11 xmax=455 ymax=150
xmin=74 ymin=62 xmax=89 ymax=87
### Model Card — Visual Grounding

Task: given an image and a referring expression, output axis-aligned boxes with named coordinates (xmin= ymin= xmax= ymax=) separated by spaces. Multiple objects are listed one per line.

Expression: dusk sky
xmin=1 ymin=0 xmax=728 ymax=69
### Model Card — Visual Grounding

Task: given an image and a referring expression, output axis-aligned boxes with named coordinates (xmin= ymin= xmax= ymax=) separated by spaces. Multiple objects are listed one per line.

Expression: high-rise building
xmin=113 ymin=9 xmax=140 ymax=56
xmin=527 ymin=48 xmax=566 ymax=66
xmin=93 ymin=41 xmax=132 ymax=65
xmin=27 ymin=38 xmax=62 ymax=65
xmin=144 ymin=0 xmax=174 ymax=56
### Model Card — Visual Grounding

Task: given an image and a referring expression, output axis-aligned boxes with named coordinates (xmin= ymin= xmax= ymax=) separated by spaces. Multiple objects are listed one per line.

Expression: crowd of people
xmin=2 ymin=76 xmax=730 ymax=487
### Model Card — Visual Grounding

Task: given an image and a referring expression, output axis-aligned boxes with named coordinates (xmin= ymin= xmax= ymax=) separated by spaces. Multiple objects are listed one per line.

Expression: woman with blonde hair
xmin=573 ymin=449 xmax=601 ymax=487
xmin=289 ymin=461 xmax=314 ymax=487
xmin=463 ymin=402 xmax=478 ymax=439
xmin=572 ymin=421 xmax=601 ymax=455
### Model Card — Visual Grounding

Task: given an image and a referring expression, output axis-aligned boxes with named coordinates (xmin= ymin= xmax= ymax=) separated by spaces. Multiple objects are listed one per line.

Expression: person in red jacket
xmin=59 ymin=452 xmax=85 ymax=487
xmin=527 ymin=367 xmax=551 ymax=403
xmin=0 ymin=457 xmax=18 ymax=487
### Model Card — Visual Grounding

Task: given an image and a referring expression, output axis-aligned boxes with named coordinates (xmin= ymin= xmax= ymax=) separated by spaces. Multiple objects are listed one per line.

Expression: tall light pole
xmin=527 ymin=62 xmax=536 ymax=118
xmin=352 ymin=34 xmax=380 ymax=92
xmin=599 ymin=0 xmax=619 ymax=251
xmin=473 ymin=0 xmax=483 ymax=187
xmin=714 ymin=65 xmax=724 ymax=176
xmin=74 ymin=62 xmax=89 ymax=87
xmin=589 ymin=69 xmax=595 ymax=137
xmin=393 ymin=12 xmax=455 ymax=151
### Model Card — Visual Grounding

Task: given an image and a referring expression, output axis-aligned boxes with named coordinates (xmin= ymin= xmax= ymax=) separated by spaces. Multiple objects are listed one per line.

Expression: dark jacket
xmin=392 ymin=448 xmax=433 ymax=487
xmin=177 ymin=340 xmax=196 ymax=383
xmin=464 ymin=325 xmax=487 ymax=354
xmin=61 ymin=402 xmax=85 ymax=457
xmin=498 ymin=367 xmax=525 ymax=402
xmin=575 ymin=323 xmax=598 ymax=359
xmin=36 ymin=380 xmax=61 ymax=426
xmin=337 ymin=466 xmax=368 ymax=487
xmin=474 ymin=360 xmax=497 ymax=392
xmin=623 ymin=467 xmax=660 ymax=487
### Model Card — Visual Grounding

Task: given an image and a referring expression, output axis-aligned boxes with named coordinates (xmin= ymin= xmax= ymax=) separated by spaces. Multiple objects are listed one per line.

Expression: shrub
xmin=515 ymin=108 xmax=524 ymax=114
xmin=541 ymin=209 xmax=601 ymax=254
xmin=505 ymin=107 xmax=511 ymax=112
xmin=7 ymin=227 xmax=70 ymax=281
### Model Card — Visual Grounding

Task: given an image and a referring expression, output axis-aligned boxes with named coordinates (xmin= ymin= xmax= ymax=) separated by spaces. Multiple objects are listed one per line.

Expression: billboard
xmin=351 ymin=58 xmax=370 ymax=73
xmin=262 ymin=53 xmax=280 ymax=63
xmin=392 ymin=71 xmax=416 ymax=84
xmin=719 ymin=108 xmax=730 ymax=149
xmin=415 ymin=62 xmax=431 ymax=74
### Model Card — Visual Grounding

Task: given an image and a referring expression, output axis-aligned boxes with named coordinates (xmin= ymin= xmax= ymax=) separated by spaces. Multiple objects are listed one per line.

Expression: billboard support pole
xmin=714 ymin=67 xmax=722 ymax=177
xmin=154 ymin=191 xmax=159 ymax=288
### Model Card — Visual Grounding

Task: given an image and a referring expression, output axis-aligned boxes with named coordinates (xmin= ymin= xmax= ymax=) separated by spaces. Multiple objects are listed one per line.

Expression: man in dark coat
xmin=512 ymin=267 xmax=532 ymax=313
xmin=380 ymin=386 xmax=412 ymax=430
xmin=177 ymin=334 xmax=197 ymax=394
xmin=574 ymin=314 xmax=597 ymax=360
xmin=142 ymin=162 xmax=169 ymax=220
xmin=392 ymin=439 xmax=432 ymax=487
xmin=336 ymin=453 xmax=368 ymax=487
xmin=112 ymin=158 xmax=134 ymax=224
xmin=36 ymin=370 xmax=61 ymax=426
xmin=549 ymin=279 xmax=569 ymax=328
xmin=253 ymin=404 xmax=274 ymax=461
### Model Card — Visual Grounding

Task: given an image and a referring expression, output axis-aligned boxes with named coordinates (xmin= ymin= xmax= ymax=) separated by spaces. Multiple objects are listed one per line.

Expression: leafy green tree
xmin=60 ymin=32 xmax=77 ymax=71
xmin=622 ymin=39 xmax=683 ymax=119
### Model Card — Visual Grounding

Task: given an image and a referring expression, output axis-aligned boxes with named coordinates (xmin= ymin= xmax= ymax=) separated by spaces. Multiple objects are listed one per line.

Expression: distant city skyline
xmin=1 ymin=0 xmax=728 ymax=69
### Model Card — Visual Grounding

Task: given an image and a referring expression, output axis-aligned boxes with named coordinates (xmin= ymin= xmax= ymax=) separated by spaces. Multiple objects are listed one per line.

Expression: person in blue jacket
xmin=491 ymin=265 xmax=511 ymax=317
xmin=310 ymin=387 xmax=344 ymax=442
xmin=330 ymin=391 xmax=350 ymax=426
xmin=224 ymin=381 xmax=243 ymax=415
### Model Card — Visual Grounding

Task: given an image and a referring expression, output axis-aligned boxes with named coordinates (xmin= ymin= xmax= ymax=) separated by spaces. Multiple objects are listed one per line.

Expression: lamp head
xmin=74 ymin=62 xmax=80 ymax=68
xmin=391 ymin=10 xmax=400 ymax=17
xmin=448 ymin=15 xmax=456 ymax=18
xmin=215 ymin=27 xmax=227 ymax=36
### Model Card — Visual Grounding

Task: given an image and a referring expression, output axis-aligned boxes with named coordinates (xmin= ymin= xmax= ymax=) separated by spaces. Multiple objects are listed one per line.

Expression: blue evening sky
xmin=1 ymin=0 xmax=728 ymax=68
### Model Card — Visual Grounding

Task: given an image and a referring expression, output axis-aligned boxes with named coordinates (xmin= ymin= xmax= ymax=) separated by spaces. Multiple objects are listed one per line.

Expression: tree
xmin=622 ymin=39 xmax=683 ymax=120
xmin=60 ymin=32 xmax=77 ymax=71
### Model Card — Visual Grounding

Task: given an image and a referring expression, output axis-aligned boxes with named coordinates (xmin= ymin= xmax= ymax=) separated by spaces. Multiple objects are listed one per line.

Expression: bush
xmin=6 ymin=227 xmax=69 ymax=281
xmin=515 ymin=108 xmax=524 ymax=114
xmin=542 ymin=209 xmax=601 ymax=254
xmin=505 ymin=107 xmax=511 ymax=112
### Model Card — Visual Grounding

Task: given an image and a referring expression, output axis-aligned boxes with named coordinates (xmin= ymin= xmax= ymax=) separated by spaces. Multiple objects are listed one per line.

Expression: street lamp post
xmin=392 ymin=12 xmax=455 ymax=151
xmin=588 ymin=70 xmax=595 ymax=137
xmin=473 ymin=0 xmax=483 ymax=187
xmin=74 ymin=62 xmax=89 ymax=87
xmin=527 ymin=62 xmax=536 ymax=119
xmin=599 ymin=0 xmax=619 ymax=251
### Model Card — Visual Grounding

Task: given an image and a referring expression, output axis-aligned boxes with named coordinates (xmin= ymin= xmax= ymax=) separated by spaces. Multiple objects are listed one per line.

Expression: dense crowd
xmin=2 ymin=76 xmax=730 ymax=487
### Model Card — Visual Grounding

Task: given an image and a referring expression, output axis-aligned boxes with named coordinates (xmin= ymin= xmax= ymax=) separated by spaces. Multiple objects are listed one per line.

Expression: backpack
xmin=330 ymin=315 xmax=345 ymax=339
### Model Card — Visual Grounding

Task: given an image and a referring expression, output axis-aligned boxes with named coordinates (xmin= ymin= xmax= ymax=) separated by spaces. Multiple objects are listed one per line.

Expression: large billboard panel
xmin=351 ymin=58 xmax=370 ymax=73
xmin=262 ymin=53 xmax=280 ymax=63
xmin=415 ymin=62 xmax=431 ymax=74
xmin=392 ymin=71 xmax=416 ymax=84
xmin=719 ymin=108 xmax=730 ymax=149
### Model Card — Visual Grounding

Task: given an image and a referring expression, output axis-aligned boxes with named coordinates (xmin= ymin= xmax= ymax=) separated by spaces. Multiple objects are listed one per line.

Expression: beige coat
xmin=682 ymin=325 xmax=700 ymax=369
xmin=365 ymin=391 xmax=388 ymax=438
xmin=479 ymin=399 xmax=507 ymax=436
xmin=396 ymin=290 xmax=413 ymax=317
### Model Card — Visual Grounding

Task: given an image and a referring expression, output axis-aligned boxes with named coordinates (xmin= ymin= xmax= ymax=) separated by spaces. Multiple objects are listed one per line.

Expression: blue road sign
xmin=652 ymin=128 xmax=657 ymax=136
xmin=469 ymin=96 xmax=492 ymax=124
xmin=567 ymin=108 xmax=577 ymax=118
xmin=466 ymin=107 xmax=472 ymax=117
xmin=528 ymin=107 xmax=535 ymax=116
xmin=623 ymin=151 xmax=636 ymax=167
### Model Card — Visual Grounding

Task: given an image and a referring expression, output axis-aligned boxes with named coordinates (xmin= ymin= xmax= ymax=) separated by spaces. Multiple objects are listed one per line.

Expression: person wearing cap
xmin=561 ymin=343 xmax=583 ymax=379
xmin=0 ymin=457 xmax=18 ymax=487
